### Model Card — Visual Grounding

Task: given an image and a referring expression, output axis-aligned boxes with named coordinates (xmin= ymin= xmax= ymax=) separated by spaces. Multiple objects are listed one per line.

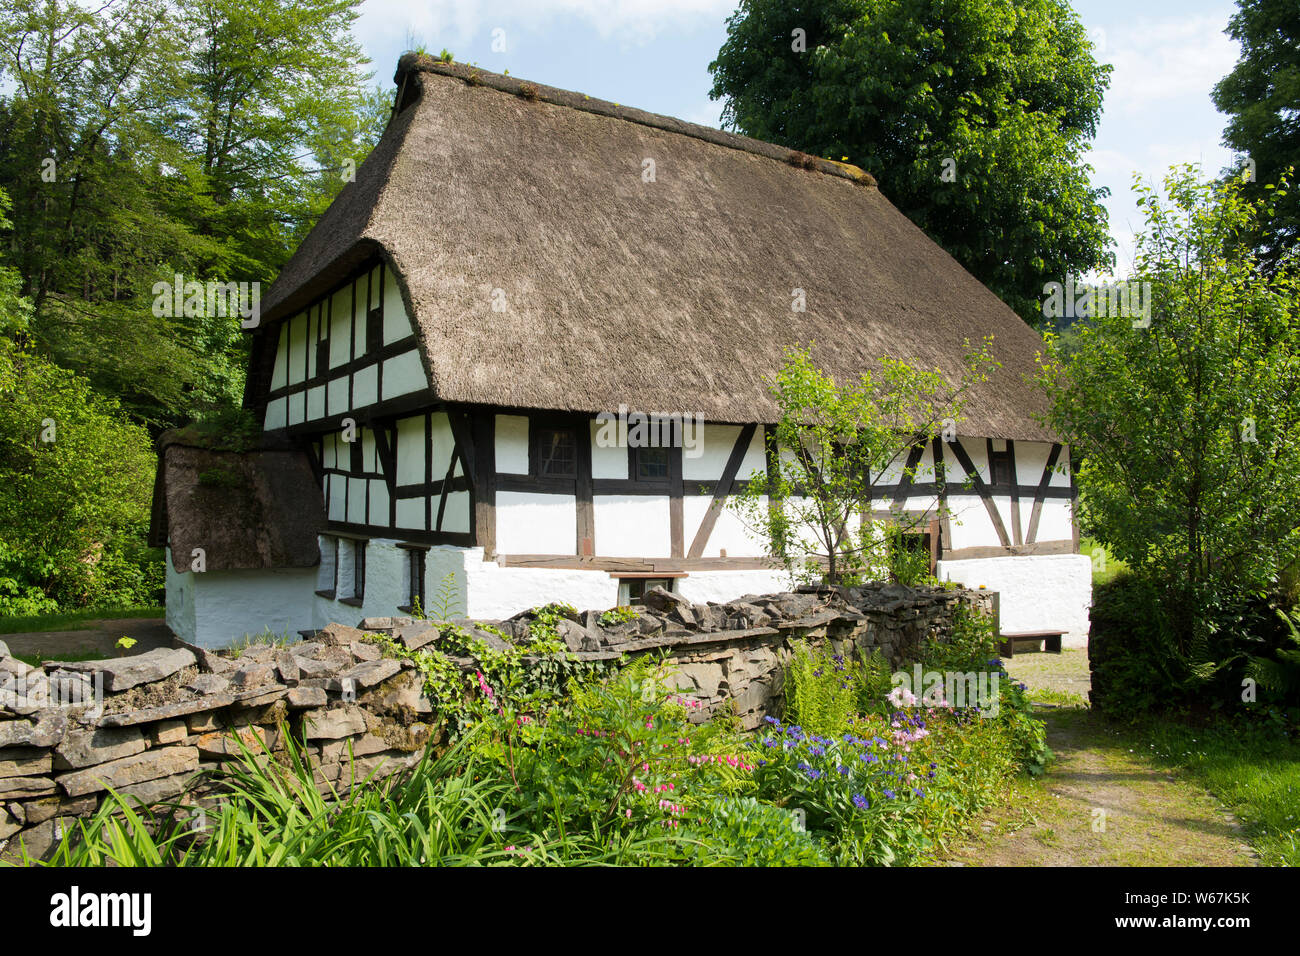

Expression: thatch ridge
xmin=393 ymin=54 xmax=879 ymax=189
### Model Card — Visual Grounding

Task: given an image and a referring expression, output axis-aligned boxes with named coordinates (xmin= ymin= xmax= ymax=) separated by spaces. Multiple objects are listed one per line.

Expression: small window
xmin=316 ymin=535 xmax=339 ymax=597
xmin=632 ymin=446 xmax=670 ymax=481
xmin=888 ymin=527 xmax=936 ymax=577
xmin=399 ymin=546 xmax=427 ymax=614
xmin=535 ymin=426 xmax=576 ymax=477
xmin=336 ymin=538 xmax=366 ymax=606
xmin=618 ymin=577 xmax=676 ymax=606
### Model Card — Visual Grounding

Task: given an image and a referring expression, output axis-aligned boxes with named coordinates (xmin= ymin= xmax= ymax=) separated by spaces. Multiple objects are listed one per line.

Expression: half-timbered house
xmin=151 ymin=55 xmax=1091 ymax=648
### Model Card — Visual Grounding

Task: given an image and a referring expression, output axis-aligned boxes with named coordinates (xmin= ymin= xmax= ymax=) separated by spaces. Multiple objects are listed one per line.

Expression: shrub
xmin=920 ymin=603 xmax=1000 ymax=673
xmin=783 ymin=640 xmax=894 ymax=735
xmin=683 ymin=796 xmax=829 ymax=866
xmin=0 ymin=343 xmax=157 ymax=613
xmin=1088 ymin=575 xmax=1187 ymax=717
xmin=473 ymin=657 xmax=752 ymax=839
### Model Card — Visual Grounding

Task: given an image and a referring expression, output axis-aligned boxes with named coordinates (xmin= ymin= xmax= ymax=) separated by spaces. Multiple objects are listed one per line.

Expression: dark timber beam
xmin=576 ymin=419 xmax=595 ymax=556
xmin=688 ymin=423 xmax=756 ymax=559
xmin=1025 ymin=442 xmax=1063 ymax=546
xmin=946 ymin=439 xmax=1011 ymax=548
xmin=470 ymin=410 xmax=496 ymax=558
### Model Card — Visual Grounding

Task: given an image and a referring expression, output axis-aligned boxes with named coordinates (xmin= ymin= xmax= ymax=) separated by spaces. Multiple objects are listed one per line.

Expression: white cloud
xmin=1101 ymin=15 xmax=1239 ymax=118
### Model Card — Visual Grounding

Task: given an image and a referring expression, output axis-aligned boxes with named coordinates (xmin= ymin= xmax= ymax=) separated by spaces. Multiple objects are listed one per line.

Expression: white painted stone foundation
xmin=165 ymin=548 xmax=316 ymax=648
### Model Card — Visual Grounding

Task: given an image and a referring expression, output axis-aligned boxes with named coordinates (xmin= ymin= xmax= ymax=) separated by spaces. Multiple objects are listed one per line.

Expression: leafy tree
xmin=0 ymin=341 xmax=159 ymax=611
xmin=0 ymin=0 xmax=382 ymax=427
xmin=1212 ymin=0 xmax=1300 ymax=270
xmin=172 ymin=0 xmax=381 ymax=280
xmin=1037 ymin=165 xmax=1300 ymax=660
xmin=0 ymin=0 xmax=244 ymax=425
xmin=730 ymin=343 xmax=994 ymax=586
xmin=0 ymin=187 xmax=29 ymax=339
xmin=708 ymin=0 xmax=1114 ymax=325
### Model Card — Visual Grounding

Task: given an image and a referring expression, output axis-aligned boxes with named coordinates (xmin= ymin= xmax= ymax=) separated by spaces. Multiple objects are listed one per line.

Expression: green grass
xmin=1138 ymin=716 xmax=1300 ymax=866
xmin=0 ymin=606 xmax=164 ymax=635
xmin=12 ymin=649 xmax=108 ymax=667
xmin=224 ymin=628 xmax=296 ymax=654
xmin=1025 ymin=687 xmax=1088 ymax=707
xmin=1079 ymin=537 xmax=1127 ymax=586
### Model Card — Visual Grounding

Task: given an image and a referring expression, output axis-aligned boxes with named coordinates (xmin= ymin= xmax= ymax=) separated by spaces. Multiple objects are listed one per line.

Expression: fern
xmin=429 ymin=572 xmax=461 ymax=621
xmin=784 ymin=641 xmax=857 ymax=737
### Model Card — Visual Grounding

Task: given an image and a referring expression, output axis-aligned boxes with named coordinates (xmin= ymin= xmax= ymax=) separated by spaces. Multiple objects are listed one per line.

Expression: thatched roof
xmin=150 ymin=441 xmax=323 ymax=573
xmin=261 ymin=55 xmax=1053 ymax=441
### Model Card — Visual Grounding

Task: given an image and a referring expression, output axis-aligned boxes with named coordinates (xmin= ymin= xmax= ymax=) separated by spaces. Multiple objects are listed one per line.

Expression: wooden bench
xmin=999 ymin=630 xmax=1065 ymax=657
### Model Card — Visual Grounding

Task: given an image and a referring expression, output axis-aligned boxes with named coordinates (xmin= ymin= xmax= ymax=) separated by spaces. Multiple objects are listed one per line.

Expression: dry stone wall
xmin=0 ymin=582 xmax=992 ymax=863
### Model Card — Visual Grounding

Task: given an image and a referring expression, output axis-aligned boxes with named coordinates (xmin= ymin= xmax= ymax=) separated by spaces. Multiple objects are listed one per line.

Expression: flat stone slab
xmin=335 ymin=659 xmax=400 ymax=691
xmin=394 ymin=624 xmax=439 ymax=652
xmin=54 ymin=727 xmax=147 ymax=770
xmin=0 ymin=712 xmax=67 ymax=749
xmin=0 ymin=775 xmax=58 ymax=799
xmin=97 ymin=693 xmax=234 ymax=727
xmin=303 ymin=706 xmax=368 ymax=740
xmin=0 ymin=747 xmax=52 ymax=778
xmin=54 ymin=648 xmax=196 ymax=692
xmin=287 ymin=686 xmax=328 ymax=709
xmin=57 ymin=746 xmax=199 ymax=797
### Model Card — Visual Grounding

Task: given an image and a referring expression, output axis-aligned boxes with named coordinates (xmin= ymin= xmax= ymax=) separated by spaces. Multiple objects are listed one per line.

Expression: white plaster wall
xmin=681 ymin=495 xmax=767 ymax=557
xmin=681 ymin=423 xmax=740 ymax=480
xmin=496 ymin=416 xmax=530 ymax=474
xmin=381 ymin=350 xmax=426 ymax=400
xmin=455 ymin=549 xmax=795 ymax=620
xmin=589 ymin=420 xmax=626 ymax=479
xmin=382 ymin=268 xmax=409 ymax=345
xmin=675 ymin=569 xmax=792 ymax=604
xmin=431 ymin=413 xmax=455 ymax=478
xmin=466 ymin=561 xmax=621 ymax=619
xmin=937 ymin=553 xmax=1092 ymax=647
xmin=442 ymin=490 xmax=471 ymax=533
xmin=594 ymin=496 xmax=671 ymax=556
xmin=944 ymin=494 xmax=1000 ymax=550
xmin=312 ymin=537 xmax=409 ymax=629
xmin=181 ymin=566 xmax=317 ymax=649
xmin=496 ymin=492 xmax=576 ymax=554
xmin=1032 ymin=499 xmax=1076 ymax=544
xmin=395 ymin=415 xmax=424 ymax=485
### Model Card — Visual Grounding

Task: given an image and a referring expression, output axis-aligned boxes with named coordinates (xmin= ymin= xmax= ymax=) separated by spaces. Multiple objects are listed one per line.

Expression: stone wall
xmin=0 ymin=582 xmax=992 ymax=863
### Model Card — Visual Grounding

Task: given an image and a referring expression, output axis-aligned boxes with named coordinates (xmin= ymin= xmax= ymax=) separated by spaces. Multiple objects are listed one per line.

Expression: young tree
xmin=709 ymin=0 xmax=1114 ymax=326
xmin=1038 ymin=165 xmax=1300 ymax=655
xmin=1212 ymin=0 xmax=1300 ymax=270
xmin=730 ymin=343 xmax=995 ymax=586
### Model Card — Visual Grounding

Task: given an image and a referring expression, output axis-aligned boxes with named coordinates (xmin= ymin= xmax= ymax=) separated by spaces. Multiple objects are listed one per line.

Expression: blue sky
xmin=355 ymin=0 xmax=1243 ymax=273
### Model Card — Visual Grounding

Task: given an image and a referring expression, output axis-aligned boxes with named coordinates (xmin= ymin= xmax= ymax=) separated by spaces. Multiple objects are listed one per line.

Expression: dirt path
xmin=1 ymin=618 xmax=174 ymax=663
xmin=937 ymin=650 xmax=1257 ymax=867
